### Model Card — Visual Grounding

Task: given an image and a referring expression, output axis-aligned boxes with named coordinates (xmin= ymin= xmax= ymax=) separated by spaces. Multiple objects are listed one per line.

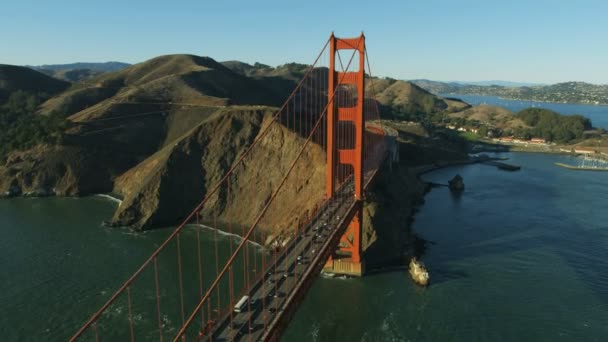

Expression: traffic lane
xmin=212 ymin=190 xmax=353 ymax=340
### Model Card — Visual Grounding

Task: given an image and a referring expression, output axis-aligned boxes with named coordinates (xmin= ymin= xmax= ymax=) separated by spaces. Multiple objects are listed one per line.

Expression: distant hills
xmin=411 ymin=79 xmax=608 ymax=105
xmin=412 ymin=79 xmax=544 ymax=88
xmin=29 ymin=62 xmax=131 ymax=82
xmin=363 ymin=78 xmax=469 ymax=120
xmin=453 ymin=80 xmax=545 ymax=87
xmin=32 ymin=62 xmax=131 ymax=72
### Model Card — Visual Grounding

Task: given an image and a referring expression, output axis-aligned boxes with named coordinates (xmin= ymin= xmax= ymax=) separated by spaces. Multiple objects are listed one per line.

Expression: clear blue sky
xmin=1 ymin=0 xmax=607 ymax=84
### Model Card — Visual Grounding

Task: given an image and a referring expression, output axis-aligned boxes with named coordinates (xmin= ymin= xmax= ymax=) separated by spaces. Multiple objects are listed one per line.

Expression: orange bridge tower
xmin=325 ymin=33 xmax=366 ymax=276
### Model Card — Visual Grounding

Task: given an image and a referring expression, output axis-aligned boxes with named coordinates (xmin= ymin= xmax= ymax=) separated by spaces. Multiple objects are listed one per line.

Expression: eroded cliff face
xmin=110 ymin=106 xmax=326 ymax=232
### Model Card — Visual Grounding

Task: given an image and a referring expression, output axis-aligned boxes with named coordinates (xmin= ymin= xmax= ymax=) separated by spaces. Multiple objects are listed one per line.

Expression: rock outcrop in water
xmin=448 ymin=174 xmax=465 ymax=192
xmin=409 ymin=257 xmax=429 ymax=286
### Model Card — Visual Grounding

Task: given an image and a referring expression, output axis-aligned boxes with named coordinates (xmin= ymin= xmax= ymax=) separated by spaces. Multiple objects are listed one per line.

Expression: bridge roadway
xmin=204 ymin=173 xmax=377 ymax=341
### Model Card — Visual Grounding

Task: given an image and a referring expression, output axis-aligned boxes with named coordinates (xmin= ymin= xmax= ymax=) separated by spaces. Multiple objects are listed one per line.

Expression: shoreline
xmin=190 ymin=223 xmax=264 ymax=248
xmin=473 ymin=139 xmax=608 ymax=159
xmin=412 ymin=159 xmax=476 ymax=178
xmin=363 ymin=158 xmax=475 ymax=273
xmin=94 ymin=193 xmax=123 ymax=205
xmin=378 ymin=156 xmax=501 ymax=274
xmin=445 ymin=93 xmax=608 ymax=107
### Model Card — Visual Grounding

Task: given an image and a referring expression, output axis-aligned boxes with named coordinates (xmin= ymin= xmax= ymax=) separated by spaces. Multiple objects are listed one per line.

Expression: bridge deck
xmin=206 ymin=170 xmax=377 ymax=341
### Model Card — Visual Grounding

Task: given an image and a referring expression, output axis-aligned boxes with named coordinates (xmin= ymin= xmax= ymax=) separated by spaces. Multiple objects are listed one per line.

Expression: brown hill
xmin=0 ymin=56 xmax=326 ymax=231
xmin=221 ymin=61 xmax=273 ymax=76
xmin=366 ymin=78 xmax=470 ymax=118
xmin=39 ymin=54 xmax=287 ymax=119
xmin=0 ymin=64 xmax=69 ymax=102
xmin=449 ymin=104 xmax=528 ymax=130
xmin=32 ymin=55 xmax=297 ymax=181
xmin=110 ymin=106 xmax=325 ymax=231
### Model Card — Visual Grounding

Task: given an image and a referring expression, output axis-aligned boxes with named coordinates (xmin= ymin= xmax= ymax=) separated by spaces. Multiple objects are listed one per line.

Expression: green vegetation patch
xmin=515 ymin=108 xmax=591 ymax=143
xmin=458 ymin=131 xmax=480 ymax=141
xmin=0 ymin=91 xmax=68 ymax=159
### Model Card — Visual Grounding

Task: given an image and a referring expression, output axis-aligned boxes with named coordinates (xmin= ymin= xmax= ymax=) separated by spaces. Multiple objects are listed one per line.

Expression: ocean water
xmin=445 ymin=94 xmax=608 ymax=130
xmin=0 ymin=196 xmax=261 ymax=341
xmin=1 ymin=152 xmax=608 ymax=341
xmin=283 ymin=152 xmax=608 ymax=341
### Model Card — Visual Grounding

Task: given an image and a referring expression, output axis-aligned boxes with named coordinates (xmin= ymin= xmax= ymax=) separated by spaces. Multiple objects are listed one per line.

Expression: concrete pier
xmin=323 ymin=257 xmax=365 ymax=277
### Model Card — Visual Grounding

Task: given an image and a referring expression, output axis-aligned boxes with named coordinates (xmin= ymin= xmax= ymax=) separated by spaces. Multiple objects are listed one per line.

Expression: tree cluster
xmin=0 ymin=91 xmax=68 ymax=159
xmin=515 ymin=108 xmax=592 ymax=143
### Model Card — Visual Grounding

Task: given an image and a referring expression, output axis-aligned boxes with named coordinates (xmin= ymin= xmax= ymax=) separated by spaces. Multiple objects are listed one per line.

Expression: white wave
xmin=320 ymin=272 xmax=352 ymax=280
xmin=118 ymin=230 xmax=149 ymax=238
xmin=189 ymin=224 xmax=264 ymax=249
xmin=310 ymin=321 xmax=320 ymax=342
xmin=95 ymin=194 xmax=123 ymax=205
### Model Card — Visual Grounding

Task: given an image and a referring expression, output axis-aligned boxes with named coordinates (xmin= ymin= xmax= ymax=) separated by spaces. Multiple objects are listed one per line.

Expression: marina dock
xmin=555 ymin=162 xmax=608 ymax=172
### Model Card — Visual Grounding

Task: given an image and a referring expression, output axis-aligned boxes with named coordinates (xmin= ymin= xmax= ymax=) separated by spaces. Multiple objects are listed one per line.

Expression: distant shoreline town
xmin=411 ymin=80 xmax=608 ymax=106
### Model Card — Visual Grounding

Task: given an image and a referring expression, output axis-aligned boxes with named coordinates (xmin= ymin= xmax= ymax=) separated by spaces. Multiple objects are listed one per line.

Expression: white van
xmin=234 ymin=295 xmax=249 ymax=313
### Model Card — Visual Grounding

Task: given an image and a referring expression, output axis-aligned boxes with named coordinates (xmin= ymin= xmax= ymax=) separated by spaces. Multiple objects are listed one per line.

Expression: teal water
xmin=2 ymin=152 xmax=608 ymax=341
xmin=444 ymin=94 xmax=608 ymax=130
xmin=0 ymin=196 xmax=261 ymax=341
xmin=283 ymin=152 xmax=608 ymax=341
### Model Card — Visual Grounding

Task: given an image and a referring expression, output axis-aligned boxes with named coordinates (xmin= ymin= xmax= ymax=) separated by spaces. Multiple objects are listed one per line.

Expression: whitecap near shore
xmin=188 ymin=223 xmax=264 ymax=249
xmin=95 ymin=194 xmax=123 ymax=205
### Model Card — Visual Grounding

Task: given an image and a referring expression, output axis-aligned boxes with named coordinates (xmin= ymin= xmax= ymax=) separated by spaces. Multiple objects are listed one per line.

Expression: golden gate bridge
xmin=70 ymin=33 xmax=389 ymax=341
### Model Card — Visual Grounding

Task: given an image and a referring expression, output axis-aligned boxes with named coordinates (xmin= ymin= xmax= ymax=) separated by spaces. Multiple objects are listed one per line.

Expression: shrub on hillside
xmin=0 ymin=91 xmax=68 ymax=159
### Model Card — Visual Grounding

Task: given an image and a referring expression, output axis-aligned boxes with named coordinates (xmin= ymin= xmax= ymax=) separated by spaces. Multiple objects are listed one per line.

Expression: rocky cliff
xmin=109 ymin=106 xmax=326 ymax=232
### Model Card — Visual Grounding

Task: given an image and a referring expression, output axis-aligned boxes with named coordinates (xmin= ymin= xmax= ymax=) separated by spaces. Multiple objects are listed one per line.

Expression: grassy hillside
xmin=366 ymin=78 xmax=470 ymax=120
xmin=0 ymin=65 xmax=69 ymax=103
xmin=34 ymin=62 xmax=130 ymax=72
xmin=40 ymin=54 xmax=288 ymax=120
xmin=448 ymin=105 xmax=595 ymax=143
xmin=449 ymin=104 xmax=528 ymax=131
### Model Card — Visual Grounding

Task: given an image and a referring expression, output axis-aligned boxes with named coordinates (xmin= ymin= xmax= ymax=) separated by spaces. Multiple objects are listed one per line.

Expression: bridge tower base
xmin=323 ymin=257 xmax=366 ymax=277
